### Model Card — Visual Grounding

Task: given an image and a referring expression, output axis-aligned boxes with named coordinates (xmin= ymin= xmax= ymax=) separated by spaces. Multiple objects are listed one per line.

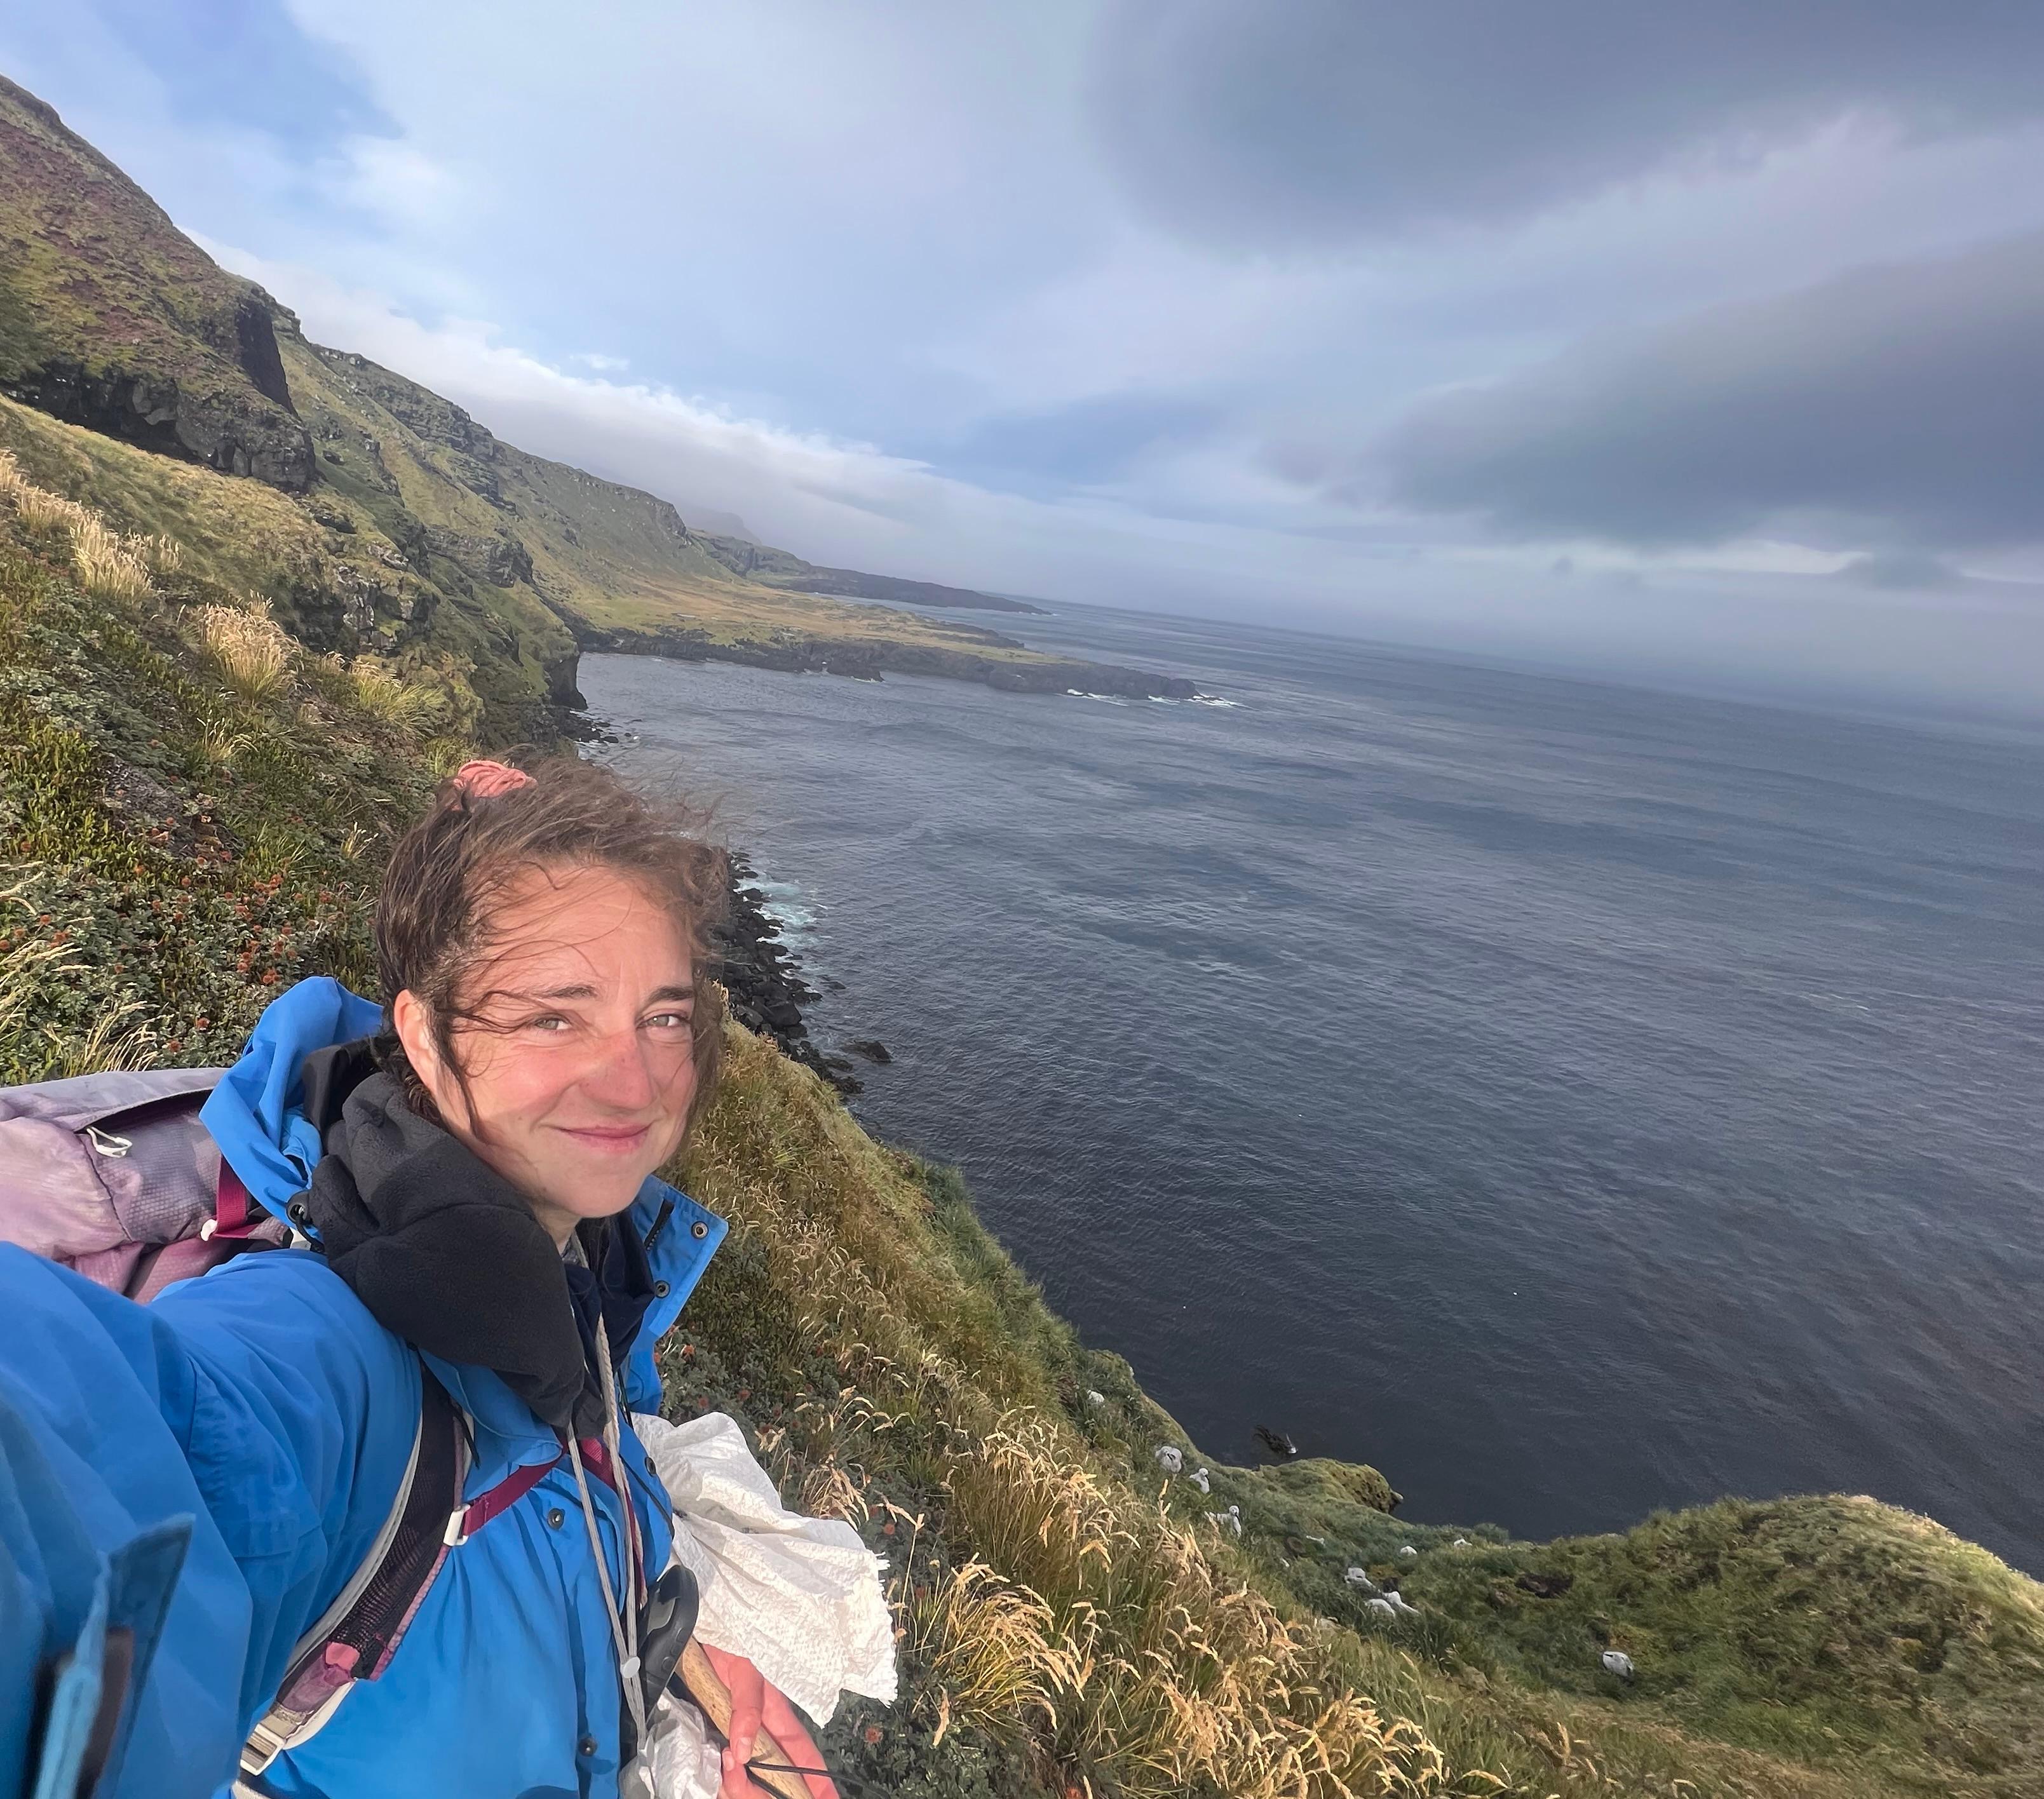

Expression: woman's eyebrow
xmin=644 ymin=985 xmax=694 ymax=1006
xmin=527 ymin=983 xmax=600 ymax=1001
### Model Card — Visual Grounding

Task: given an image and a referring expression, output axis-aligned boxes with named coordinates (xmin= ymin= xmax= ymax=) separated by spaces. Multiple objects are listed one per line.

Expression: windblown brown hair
xmin=373 ymin=755 xmax=728 ymax=1140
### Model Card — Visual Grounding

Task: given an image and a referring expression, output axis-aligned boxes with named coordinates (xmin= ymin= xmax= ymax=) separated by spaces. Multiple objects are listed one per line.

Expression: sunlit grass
xmin=196 ymin=602 xmax=295 ymax=704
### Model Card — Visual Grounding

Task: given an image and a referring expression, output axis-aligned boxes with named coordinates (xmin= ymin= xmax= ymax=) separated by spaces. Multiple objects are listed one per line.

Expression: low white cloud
xmin=314 ymin=135 xmax=461 ymax=231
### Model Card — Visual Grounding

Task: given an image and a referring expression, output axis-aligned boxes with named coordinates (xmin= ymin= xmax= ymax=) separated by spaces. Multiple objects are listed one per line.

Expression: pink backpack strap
xmin=445 ymin=1450 xmax=564 ymax=1546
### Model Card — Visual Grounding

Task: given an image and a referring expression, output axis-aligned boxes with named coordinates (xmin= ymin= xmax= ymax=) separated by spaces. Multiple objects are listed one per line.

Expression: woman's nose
xmin=591 ymin=1029 xmax=658 ymax=1108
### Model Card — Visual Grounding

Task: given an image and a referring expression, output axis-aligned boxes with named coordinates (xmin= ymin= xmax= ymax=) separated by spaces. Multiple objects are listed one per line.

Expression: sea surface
xmin=585 ymin=603 xmax=2044 ymax=1572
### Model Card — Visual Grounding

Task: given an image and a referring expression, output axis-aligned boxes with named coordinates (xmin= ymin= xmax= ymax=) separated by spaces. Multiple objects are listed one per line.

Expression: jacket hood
xmin=200 ymin=975 xmax=381 ymax=1216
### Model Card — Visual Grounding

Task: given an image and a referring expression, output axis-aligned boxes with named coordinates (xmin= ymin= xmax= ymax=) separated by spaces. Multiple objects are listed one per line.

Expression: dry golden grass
xmin=194 ymin=600 xmax=295 ymax=704
xmin=904 ymin=1560 xmax=1083 ymax=1748
xmin=346 ymin=656 xmax=445 ymax=731
xmin=0 ymin=452 xmax=157 ymax=601
xmin=69 ymin=514 xmax=154 ymax=602
xmin=140 ymin=532 xmax=182 ymax=579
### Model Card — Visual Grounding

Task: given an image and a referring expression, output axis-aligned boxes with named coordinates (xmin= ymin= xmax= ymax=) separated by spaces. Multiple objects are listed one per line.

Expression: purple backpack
xmin=0 ymin=1067 xmax=480 ymax=1781
xmin=0 ymin=1067 xmax=289 ymax=1297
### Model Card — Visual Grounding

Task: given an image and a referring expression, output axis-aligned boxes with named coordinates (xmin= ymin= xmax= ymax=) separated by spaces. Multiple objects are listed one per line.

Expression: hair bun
xmin=450 ymin=759 xmax=535 ymax=800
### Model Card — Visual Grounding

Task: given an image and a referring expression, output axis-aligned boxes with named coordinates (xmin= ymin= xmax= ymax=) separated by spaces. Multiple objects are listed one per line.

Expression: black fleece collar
xmin=297 ymin=1043 xmax=651 ymax=1437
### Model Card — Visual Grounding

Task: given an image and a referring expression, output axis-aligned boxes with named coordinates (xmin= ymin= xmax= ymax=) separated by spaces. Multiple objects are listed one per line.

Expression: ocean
xmin=585 ymin=602 xmax=2044 ymax=1573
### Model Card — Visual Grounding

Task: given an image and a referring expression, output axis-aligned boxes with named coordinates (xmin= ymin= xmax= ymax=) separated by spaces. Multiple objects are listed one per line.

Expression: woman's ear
xmin=392 ymin=989 xmax=457 ymax=1123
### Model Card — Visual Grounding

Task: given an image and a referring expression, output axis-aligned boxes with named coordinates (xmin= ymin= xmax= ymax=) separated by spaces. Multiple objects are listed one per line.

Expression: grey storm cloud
xmin=1364 ymin=231 xmax=2044 ymax=552
xmin=1093 ymin=0 xmax=2044 ymax=248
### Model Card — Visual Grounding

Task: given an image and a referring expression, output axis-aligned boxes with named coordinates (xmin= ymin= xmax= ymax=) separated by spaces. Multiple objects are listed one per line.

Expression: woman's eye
xmin=647 ymin=1011 xmax=693 ymax=1032
xmin=529 ymin=1015 xmax=571 ymax=1033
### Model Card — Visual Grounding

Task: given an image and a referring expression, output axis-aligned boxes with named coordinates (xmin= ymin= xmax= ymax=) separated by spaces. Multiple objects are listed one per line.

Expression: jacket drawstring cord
xmin=593 ymin=1314 xmax=648 ymax=1607
xmin=568 ymin=1315 xmax=647 ymax=1752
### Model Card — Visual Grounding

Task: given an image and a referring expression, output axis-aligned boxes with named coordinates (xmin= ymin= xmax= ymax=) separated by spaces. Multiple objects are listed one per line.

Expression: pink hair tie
xmin=450 ymin=759 xmax=536 ymax=800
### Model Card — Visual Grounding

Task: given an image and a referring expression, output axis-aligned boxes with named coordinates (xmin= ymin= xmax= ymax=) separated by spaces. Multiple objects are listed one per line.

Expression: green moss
xmin=1397 ymin=1495 xmax=2044 ymax=1789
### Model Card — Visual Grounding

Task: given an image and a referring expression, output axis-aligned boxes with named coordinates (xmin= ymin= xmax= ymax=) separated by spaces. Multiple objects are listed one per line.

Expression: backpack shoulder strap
xmin=238 ymin=1363 xmax=468 ymax=1777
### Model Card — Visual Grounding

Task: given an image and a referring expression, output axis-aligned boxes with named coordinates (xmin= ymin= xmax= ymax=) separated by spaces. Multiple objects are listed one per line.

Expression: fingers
xmin=705 ymin=1646 xmax=766 ymax=1796
xmin=760 ymin=1685 xmax=838 ymax=1799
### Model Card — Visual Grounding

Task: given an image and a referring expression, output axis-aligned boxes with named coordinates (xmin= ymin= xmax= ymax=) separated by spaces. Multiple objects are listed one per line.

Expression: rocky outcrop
xmin=423 ymin=524 xmax=536 ymax=589
xmin=2 ymin=355 xmax=313 ymax=490
xmin=712 ymin=853 xmax=860 ymax=1095
xmin=543 ymin=647 xmax=586 ymax=712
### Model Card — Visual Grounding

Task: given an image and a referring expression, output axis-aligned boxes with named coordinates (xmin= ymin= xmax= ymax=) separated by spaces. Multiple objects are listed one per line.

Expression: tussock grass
xmin=904 ymin=1560 xmax=1078 ymax=1748
xmin=197 ymin=602 xmax=295 ymax=704
xmin=70 ymin=513 xmax=154 ymax=602
xmin=1 ymin=451 xmax=158 ymax=602
xmin=0 ymin=466 xmax=457 ymax=1072
xmin=346 ymin=656 xmax=443 ymax=731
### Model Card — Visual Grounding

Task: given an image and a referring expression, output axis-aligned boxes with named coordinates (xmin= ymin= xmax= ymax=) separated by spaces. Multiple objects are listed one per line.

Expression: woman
xmin=0 ymin=758 xmax=838 ymax=1799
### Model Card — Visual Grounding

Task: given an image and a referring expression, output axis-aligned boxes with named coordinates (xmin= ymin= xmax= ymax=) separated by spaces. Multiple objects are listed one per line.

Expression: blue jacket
xmin=0 ymin=980 xmax=727 ymax=1798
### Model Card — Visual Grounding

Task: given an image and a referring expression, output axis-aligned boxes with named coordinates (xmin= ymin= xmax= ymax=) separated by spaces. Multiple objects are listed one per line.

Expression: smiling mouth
xmin=556 ymin=1123 xmax=653 ymax=1152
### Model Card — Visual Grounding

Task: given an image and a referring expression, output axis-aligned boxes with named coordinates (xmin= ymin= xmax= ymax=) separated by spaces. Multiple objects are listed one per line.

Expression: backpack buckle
xmin=443 ymin=1506 xmax=471 ymax=1549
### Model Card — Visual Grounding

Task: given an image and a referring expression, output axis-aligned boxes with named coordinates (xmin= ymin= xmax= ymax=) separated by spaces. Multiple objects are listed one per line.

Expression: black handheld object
xmin=639 ymin=1562 xmax=701 ymax=1715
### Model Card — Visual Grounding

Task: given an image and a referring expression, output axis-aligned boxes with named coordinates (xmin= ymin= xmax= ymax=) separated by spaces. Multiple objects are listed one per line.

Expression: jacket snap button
xmin=653 ymin=1279 xmax=670 ymax=1298
xmin=690 ymin=1220 xmax=707 ymax=1239
xmin=578 ymin=1735 xmax=598 ymax=1758
xmin=546 ymin=1507 xmax=565 ymax=1529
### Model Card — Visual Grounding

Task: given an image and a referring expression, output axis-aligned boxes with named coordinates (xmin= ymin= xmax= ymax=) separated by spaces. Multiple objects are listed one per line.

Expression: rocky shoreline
xmin=712 ymin=851 xmax=870 ymax=1095
xmin=574 ymin=617 xmax=1200 ymax=700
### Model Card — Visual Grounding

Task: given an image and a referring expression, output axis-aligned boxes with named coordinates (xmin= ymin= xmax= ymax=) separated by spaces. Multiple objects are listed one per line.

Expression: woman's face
xmin=393 ymin=861 xmax=698 ymax=1243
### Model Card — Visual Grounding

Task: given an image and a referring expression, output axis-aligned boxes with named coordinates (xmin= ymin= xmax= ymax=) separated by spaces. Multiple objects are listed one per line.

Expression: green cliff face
xmin=0 ymin=76 xmax=313 ymax=489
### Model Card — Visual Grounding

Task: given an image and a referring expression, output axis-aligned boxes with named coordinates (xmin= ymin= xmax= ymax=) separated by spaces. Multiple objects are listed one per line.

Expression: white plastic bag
xmin=623 ymin=1689 xmax=724 ymax=1799
xmin=633 ymin=1410 xmax=898 ymax=1727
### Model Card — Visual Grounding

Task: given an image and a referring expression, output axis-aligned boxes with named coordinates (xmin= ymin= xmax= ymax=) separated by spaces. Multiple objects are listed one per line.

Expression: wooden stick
xmin=675 ymin=1640 xmax=813 ymax=1799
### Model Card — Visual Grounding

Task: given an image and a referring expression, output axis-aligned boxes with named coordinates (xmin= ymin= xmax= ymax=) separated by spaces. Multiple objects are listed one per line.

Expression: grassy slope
xmin=6 ymin=462 xmax=2040 ymax=1798
xmin=0 ymin=75 xmax=288 ymax=408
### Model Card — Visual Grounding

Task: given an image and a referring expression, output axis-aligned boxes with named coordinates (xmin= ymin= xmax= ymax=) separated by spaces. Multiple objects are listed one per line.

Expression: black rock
xmin=711 ymin=850 xmax=868 ymax=1097
xmin=846 ymin=1039 xmax=893 ymax=1065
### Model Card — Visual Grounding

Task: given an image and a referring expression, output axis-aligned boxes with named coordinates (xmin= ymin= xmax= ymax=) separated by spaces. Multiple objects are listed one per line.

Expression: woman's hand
xmin=701 ymin=1643 xmax=839 ymax=1799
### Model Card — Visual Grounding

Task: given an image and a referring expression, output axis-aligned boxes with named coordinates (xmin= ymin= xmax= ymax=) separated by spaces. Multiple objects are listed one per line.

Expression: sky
xmin=6 ymin=3 xmax=2044 ymax=713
